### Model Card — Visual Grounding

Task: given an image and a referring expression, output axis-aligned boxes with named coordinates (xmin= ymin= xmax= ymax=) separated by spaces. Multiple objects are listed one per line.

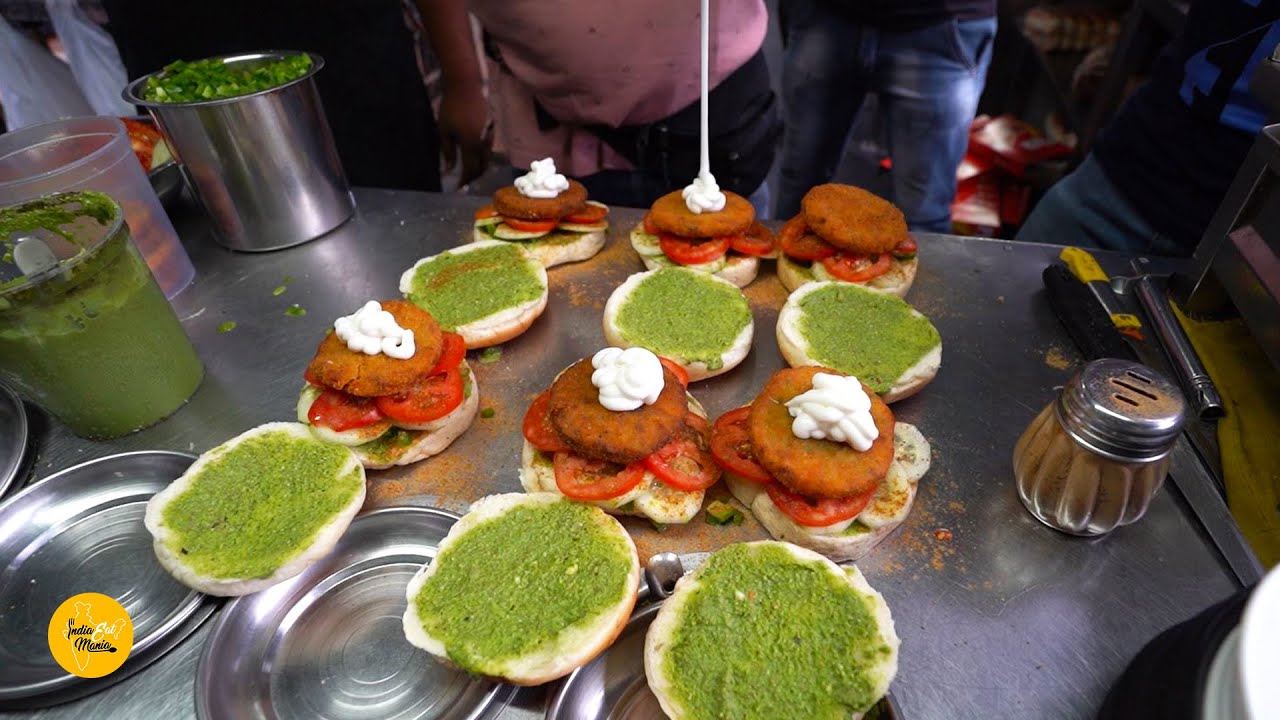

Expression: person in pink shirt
xmin=420 ymin=0 xmax=778 ymax=212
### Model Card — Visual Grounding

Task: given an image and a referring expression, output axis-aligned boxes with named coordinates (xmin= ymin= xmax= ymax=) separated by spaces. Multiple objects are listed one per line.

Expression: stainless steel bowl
xmin=123 ymin=51 xmax=355 ymax=252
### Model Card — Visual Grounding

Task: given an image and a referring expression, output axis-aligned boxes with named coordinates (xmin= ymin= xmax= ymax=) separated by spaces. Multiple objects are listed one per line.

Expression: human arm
xmin=415 ymin=0 xmax=491 ymax=186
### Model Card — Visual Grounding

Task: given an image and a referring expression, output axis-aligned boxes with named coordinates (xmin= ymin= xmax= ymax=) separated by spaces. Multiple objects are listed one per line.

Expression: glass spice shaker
xmin=1013 ymin=359 xmax=1186 ymax=536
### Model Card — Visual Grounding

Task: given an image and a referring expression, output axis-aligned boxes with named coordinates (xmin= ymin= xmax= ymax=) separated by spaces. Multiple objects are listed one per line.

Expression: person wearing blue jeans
xmin=776 ymin=0 xmax=996 ymax=231
xmin=1016 ymin=0 xmax=1280 ymax=257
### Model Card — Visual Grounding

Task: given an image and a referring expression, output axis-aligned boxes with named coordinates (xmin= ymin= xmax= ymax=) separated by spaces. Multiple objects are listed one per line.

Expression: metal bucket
xmin=123 ymin=50 xmax=355 ymax=252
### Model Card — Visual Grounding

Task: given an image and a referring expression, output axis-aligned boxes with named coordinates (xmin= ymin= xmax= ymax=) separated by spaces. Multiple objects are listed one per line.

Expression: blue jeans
xmin=1014 ymin=154 xmax=1183 ymax=256
xmin=777 ymin=3 xmax=996 ymax=231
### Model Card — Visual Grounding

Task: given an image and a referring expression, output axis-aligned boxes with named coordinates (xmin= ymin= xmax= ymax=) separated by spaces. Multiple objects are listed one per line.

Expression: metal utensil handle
xmin=1133 ymin=275 xmax=1226 ymax=419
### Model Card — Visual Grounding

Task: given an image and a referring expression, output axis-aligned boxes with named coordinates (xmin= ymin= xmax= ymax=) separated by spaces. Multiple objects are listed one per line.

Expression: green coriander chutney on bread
xmin=644 ymin=541 xmax=899 ymax=720
xmin=603 ymin=267 xmax=754 ymax=381
xmin=403 ymin=493 xmax=640 ymax=685
xmin=777 ymin=281 xmax=941 ymax=403
xmin=143 ymin=422 xmax=366 ymax=597
xmin=399 ymin=240 xmax=549 ymax=349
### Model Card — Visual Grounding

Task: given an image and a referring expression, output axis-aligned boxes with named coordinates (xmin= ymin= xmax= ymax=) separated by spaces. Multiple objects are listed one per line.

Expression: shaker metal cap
xmin=1056 ymin=358 xmax=1186 ymax=461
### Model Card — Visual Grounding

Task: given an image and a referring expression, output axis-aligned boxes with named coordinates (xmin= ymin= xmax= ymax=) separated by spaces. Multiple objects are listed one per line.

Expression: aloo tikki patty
xmin=800 ymin=184 xmax=908 ymax=255
xmin=548 ymin=359 xmax=687 ymax=464
xmin=646 ymin=190 xmax=755 ymax=239
xmin=748 ymin=366 xmax=895 ymax=499
xmin=305 ymin=300 xmax=443 ymax=397
xmin=493 ymin=180 xmax=588 ymax=220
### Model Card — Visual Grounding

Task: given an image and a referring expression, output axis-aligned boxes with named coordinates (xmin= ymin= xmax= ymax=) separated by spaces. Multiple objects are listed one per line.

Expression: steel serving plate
xmin=0 ymin=383 xmax=29 ymax=499
xmin=0 ymin=451 xmax=216 ymax=708
xmin=546 ymin=553 xmax=901 ymax=720
xmin=196 ymin=505 xmax=516 ymax=720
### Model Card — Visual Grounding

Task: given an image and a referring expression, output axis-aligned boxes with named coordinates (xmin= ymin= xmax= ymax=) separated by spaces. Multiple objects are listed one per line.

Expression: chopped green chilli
xmin=285 ymin=304 xmax=306 ymax=317
xmin=217 ymin=321 xmax=236 ymax=333
xmin=272 ymin=285 xmax=287 ymax=296
xmin=480 ymin=407 xmax=495 ymax=419
xmin=479 ymin=346 xmax=503 ymax=364
xmin=142 ymin=54 xmax=314 ymax=103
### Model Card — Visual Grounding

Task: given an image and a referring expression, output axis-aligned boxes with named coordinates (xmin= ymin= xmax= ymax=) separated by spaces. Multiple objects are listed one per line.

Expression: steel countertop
xmin=3 ymin=188 xmax=1241 ymax=720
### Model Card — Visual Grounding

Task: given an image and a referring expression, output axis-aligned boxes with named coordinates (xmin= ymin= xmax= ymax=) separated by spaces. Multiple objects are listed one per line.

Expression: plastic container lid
xmin=0 ymin=191 xmax=122 ymax=298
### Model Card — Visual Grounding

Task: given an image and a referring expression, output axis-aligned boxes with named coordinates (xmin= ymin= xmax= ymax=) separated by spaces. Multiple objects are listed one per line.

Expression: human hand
xmin=438 ymin=86 xmax=492 ymax=188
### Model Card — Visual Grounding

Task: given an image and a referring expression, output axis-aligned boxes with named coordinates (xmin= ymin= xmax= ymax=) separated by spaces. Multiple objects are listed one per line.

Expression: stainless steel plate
xmin=0 ymin=383 xmax=28 ymax=499
xmin=196 ymin=506 xmax=516 ymax=720
xmin=0 ymin=451 xmax=215 ymax=707
xmin=547 ymin=562 xmax=902 ymax=720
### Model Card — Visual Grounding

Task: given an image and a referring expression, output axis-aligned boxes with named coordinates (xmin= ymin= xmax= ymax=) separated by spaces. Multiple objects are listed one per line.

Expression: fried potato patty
xmin=305 ymin=300 xmax=443 ymax=397
xmin=493 ymin=180 xmax=588 ymax=220
xmin=548 ymin=358 xmax=687 ymax=464
xmin=801 ymin=184 xmax=907 ymax=255
xmin=748 ymin=366 xmax=895 ymax=499
xmin=647 ymin=190 xmax=754 ymax=238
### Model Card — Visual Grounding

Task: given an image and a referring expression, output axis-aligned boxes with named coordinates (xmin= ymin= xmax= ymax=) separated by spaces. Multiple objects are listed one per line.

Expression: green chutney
xmin=160 ymin=429 xmax=362 ymax=579
xmin=0 ymin=192 xmax=203 ymax=439
xmin=402 ymin=244 xmax=544 ymax=331
xmin=663 ymin=543 xmax=893 ymax=719
xmin=411 ymin=499 xmax=634 ymax=674
xmin=616 ymin=268 xmax=751 ymax=370
xmin=797 ymin=283 xmax=940 ymax=394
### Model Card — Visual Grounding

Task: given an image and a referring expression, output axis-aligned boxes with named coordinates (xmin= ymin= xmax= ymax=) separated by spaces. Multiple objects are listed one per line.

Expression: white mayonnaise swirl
xmin=682 ymin=171 xmax=727 ymax=214
xmin=514 ymin=157 xmax=570 ymax=199
xmin=591 ymin=347 xmax=665 ymax=412
xmin=785 ymin=373 xmax=880 ymax=451
xmin=333 ymin=301 xmax=416 ymax=360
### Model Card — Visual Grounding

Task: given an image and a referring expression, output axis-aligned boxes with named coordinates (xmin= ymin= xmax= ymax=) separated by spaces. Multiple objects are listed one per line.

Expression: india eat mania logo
xmin=46 ymin=593 xmax=134 ymax=678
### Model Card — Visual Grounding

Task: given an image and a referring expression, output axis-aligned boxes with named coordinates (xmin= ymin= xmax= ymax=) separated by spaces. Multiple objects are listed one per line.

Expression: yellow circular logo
xmin=46 ymin=593 xmax=133 ymax=678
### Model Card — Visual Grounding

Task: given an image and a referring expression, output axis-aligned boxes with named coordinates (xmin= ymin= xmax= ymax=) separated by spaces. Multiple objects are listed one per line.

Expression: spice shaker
xmin=1013 ymin=359 xmax=1186 ymax=536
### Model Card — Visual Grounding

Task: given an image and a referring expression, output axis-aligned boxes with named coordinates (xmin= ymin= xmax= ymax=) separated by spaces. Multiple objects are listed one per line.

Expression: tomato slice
xmin=779 ymin=216 xmax=838 ymax=261
xmin=644 ymin=413 xmax=721 ymax=492
xmin=766 ymin=482 xmax=875 ymax=527
xmin=474 ymin=204 xmax=500 ymax=220
xmin=820 ymin=253 xmax=892 ymax=283
xmin=373 ymin=366 xmax=464 ymax=424
xmin=563 ymin=203 xmax=608 ymax=224
xmin=505 ymin=217 xmax=559 ymax=233
xmin=894 ymin=236 xmax=918 ymax=254
xmin=658 ymin=357 xmax=690 ymax=389
xmin=659 ymin=234 xmax=729 ymax=265
xmin=522 ymin=391 xmax=569 ymax=453
xmin=709 ymin=407 xmax=774 ymax=484
xmin=308 ymin=388 xmax=386 ymax=431
xmin=642 ymin=213 xmax=661 ymax=235
xmin=430 ymin=332 xmax=466 ymax=375
xmin=554 ymin=452 xmax=647 ymax=501
xmin=727 ymin=222 xmax=774 ymax=257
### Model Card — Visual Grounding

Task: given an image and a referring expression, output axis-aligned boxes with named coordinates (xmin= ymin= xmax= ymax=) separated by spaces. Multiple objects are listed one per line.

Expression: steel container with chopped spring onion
xmin=123 ymin=51 xmax=354 ymax=252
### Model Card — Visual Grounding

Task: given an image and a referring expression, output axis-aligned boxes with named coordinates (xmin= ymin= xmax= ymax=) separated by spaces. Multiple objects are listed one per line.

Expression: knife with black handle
xmin=1042 ymin=263 xmax=1136 ymax=361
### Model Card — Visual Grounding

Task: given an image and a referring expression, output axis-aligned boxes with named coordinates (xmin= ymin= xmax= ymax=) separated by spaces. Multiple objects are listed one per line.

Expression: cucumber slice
xmin=631 ymin=230 xmax=664 ymax=257
xmin=558 ymin=221 xmax=607 ymax=233
xmin=856 ymin=464 xmax=913 ymax=528
xmin=473 ymin=215 xmax=502 ymax=229
xmin=492 ymin=223 xmax=551 ymax=240
xmin=633 ymin=480 xmax=702 ymax=524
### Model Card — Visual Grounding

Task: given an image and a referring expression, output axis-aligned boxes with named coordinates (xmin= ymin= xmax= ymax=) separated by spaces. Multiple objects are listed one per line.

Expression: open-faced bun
xmin=399 ymin=240 xmax=549 ymax=349
xmin=472 ymin=227 xmax=606 ymax=268
xmin=602 ymin=267 xmax=754 ymax=382
xmin=144 ymin=422 xmax=366 ymax=597
xmin=726 ymin=423 xmax=931 ymax=563
xmin=776 ymin=280 xmax=940 ymax=403
xmin=644 ymin=540 xmax=899 ymax=720
xmin=402 ymin=492 xmax=640 ymax=685
xmin=777 ymin=253 xmax=917 ymax=297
